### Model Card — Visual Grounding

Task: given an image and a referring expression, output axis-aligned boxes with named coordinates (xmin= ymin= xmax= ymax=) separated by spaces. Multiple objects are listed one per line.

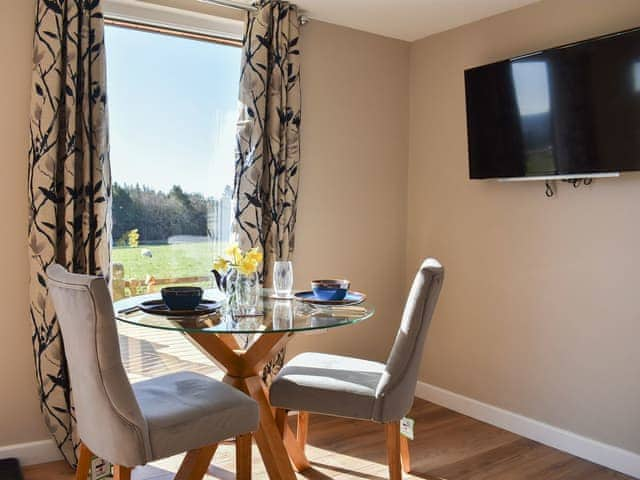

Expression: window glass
xmin=105 ymin=24 xmax=240 ymax=300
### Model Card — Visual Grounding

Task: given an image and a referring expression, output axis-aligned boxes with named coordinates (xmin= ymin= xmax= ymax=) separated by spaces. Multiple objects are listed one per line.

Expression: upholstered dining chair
xmin=269 ymin=258 xmax=444 ymax=480
xmin=46 ymin=264 xmax=259 ymax=480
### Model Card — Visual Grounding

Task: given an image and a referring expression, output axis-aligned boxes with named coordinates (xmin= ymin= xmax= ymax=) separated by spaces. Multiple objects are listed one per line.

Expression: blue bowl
xmin=161 ymin=286 xmax=203 ymax=310
xmin=311 ymin=279 xmax=350 ymax=301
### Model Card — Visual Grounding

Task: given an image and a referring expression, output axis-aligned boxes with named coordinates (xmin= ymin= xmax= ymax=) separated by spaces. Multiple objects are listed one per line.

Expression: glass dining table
xmin=114 ymin=289 xmax=375 ymax=480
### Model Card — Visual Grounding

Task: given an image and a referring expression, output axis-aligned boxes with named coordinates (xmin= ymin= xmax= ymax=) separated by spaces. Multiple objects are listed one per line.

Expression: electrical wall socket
xmin=400 ymin=417 xmax=415 ymax=440
xmin=90 ymin=457 xmax=112 ymax=480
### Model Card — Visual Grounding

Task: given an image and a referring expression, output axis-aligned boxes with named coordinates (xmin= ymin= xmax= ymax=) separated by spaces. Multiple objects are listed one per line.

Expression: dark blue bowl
xmin=161 ymin=286 xmax=203 ymax=310
xmin=311 ymin=279 xmax=350 ymax=301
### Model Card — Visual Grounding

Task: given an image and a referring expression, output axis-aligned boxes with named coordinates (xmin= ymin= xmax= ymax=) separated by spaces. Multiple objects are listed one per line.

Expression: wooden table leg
xmin=189 ymin=331 xmax=311 ymax=479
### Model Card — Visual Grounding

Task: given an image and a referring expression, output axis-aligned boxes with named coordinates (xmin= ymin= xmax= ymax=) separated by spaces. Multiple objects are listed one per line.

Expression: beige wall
xmin=290 ymin=21 xmax=409 ymax=361
xmin=0 ymin=4 xmax=409 ymax=447
xmin=408 ymin=0 xmax=640 ymax=453
xmin=0 ymin=1 xmax=50 ymax=445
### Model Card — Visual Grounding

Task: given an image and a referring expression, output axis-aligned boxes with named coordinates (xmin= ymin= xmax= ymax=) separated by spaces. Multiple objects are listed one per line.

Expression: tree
xmin=112 ymin=183 xmax=137 ymax=240
xmin=111 ymin=182 xmax=210 ymax=243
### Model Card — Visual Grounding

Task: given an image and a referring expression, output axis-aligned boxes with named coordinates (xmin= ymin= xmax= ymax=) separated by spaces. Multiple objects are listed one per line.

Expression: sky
xmin=105 ymin=25 xmax=241 ymax=199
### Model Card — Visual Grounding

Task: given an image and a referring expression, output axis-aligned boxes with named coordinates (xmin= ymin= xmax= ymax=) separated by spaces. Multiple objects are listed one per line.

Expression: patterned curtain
xmin=233 ymin=0 xmax=301 ymax=281
xmin=28 ymin=0 xmax=111 ymax=466
xmin=234 ymin=0 xmax=301 ymax=384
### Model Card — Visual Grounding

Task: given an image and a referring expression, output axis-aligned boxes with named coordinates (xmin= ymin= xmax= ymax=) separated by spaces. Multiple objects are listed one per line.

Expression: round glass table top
xmin=114 ymin=289 xmax=375 ymax=335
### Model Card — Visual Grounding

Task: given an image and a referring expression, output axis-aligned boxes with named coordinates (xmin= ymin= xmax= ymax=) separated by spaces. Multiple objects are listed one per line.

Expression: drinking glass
xmin=273 ymin=261 xmax=293 ymax=297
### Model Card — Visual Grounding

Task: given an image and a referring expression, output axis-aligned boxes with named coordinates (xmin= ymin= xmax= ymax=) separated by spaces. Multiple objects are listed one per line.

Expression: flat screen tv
xmin=465 ymin=27 xmax=640 ymax=180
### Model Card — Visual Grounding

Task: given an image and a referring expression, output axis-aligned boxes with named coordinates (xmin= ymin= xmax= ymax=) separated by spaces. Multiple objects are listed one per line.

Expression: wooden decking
xmin=117 ymin=320 xmax=223 ymax=382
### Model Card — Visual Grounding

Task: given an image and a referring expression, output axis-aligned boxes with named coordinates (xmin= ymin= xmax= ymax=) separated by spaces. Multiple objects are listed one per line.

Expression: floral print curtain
xmin=28 ymin=0 xmax=111 ymax=465
xmin=233 ymin=0 xmax=302 ymax=281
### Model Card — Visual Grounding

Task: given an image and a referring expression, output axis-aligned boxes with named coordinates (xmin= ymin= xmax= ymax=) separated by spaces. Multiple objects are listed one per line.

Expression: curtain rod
xmin=198 ymin=0 xmax=257 ymax=12
xmin=198 ymin=0 xmax=310 ymax=23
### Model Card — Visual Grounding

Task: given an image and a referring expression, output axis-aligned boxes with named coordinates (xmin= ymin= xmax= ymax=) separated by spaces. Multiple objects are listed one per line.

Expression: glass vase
xmin=234 ymin=271 xmax=260 ymax=316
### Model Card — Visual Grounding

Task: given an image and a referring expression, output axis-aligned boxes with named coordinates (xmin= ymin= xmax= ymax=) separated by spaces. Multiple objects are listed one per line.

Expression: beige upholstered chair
xmin=269 ymin=259 xmax=444 ymax=480
xmin=46 ymin=264 xmax=259 ymax=480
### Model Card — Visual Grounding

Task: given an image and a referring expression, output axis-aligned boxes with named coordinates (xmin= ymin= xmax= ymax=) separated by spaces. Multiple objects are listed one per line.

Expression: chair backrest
xmin=374 ymin=258 xmax=444 ymax=422
xmin=46 ymin=264 xmax=150 ymax=466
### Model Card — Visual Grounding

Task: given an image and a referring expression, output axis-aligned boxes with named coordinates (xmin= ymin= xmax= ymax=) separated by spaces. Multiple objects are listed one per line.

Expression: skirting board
xmin=416 ymin=381 xmax=640 ymax=479
xmin=0 ymin=439 xmax=62 ymax=466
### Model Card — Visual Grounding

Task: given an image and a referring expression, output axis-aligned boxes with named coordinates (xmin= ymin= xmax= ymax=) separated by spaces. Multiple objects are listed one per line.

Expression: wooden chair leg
xmin=75 ymin=443 xmax=92 ymax=480
xmin=275 ymin=408 xmax=311 ymax=471
xmin=275 ymin=408 xmax=289 ymax=437
xmin=174 ymin=444 xmax=217 ymax=480
xmin=113 ymin=465 xmax=132 ymax=480
xmin=274 ymin=409 xmax=311 ymax=471
xmin=400 ymin=433 xmax=411 ymax=473
xmin=297 ymin=411 xmax=309 ymax=452
xmin=385 ymin=422 xmax=402 ymax=480
xmin=236 ymin=434 xmax=252 ymax=480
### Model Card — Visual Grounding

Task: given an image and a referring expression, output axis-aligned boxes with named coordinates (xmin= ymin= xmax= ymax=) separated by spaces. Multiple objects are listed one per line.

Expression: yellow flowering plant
xmin=211 ymin=244 xmax=263 ymax=291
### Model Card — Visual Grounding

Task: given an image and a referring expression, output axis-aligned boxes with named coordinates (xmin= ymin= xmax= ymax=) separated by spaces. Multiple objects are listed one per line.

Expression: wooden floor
xmin=23 ymin=398 xmax=631 ymax=480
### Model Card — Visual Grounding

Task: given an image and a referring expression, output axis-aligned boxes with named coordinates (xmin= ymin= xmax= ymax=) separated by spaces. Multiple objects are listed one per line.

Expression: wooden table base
xmin=188 ymin=331 xmax=310 ymax=480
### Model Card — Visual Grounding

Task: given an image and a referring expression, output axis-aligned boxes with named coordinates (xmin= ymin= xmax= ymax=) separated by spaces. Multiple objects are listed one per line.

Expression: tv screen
xmin=465 ymin=27 xmax=640 ymax=179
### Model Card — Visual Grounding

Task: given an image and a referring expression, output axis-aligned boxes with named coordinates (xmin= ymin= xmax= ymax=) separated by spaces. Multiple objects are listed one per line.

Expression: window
xmin=105 ymin=13 xmax=241 ymax=300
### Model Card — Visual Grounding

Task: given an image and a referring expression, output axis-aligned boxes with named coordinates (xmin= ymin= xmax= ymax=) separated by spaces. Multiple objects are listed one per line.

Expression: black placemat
xmin=139 ymin=299 xmax=220 ymax=316
xmin=0 ymin=458 xmax=23 ymax=480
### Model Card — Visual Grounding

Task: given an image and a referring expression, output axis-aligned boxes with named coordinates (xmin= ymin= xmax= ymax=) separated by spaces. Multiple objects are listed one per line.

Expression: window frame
xmin=102 ymin=0 xmax=244 ymax=46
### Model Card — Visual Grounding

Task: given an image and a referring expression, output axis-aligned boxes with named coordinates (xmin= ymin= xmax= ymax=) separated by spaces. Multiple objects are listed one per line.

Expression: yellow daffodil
xmin=245 ymin=247 xmax=263 ymax=264
xmin=213 ymin=258 xmax=229 ymax=272
xmin=238 ymin=256 xmax=259 ymax=275
xmin=225 ymin=243 xmax=242 ymax=263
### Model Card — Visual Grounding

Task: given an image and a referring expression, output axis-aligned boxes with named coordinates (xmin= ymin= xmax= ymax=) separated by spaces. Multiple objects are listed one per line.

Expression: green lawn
xmin=113 ymin=242 xmax=217 ymax=281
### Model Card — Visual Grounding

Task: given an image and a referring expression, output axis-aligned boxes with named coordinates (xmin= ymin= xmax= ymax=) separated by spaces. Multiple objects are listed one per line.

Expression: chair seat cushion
xmin=269 ymin=352 xmax=386 ymax=421
xmin=133 ymin=371 xmax=258 ymax=460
